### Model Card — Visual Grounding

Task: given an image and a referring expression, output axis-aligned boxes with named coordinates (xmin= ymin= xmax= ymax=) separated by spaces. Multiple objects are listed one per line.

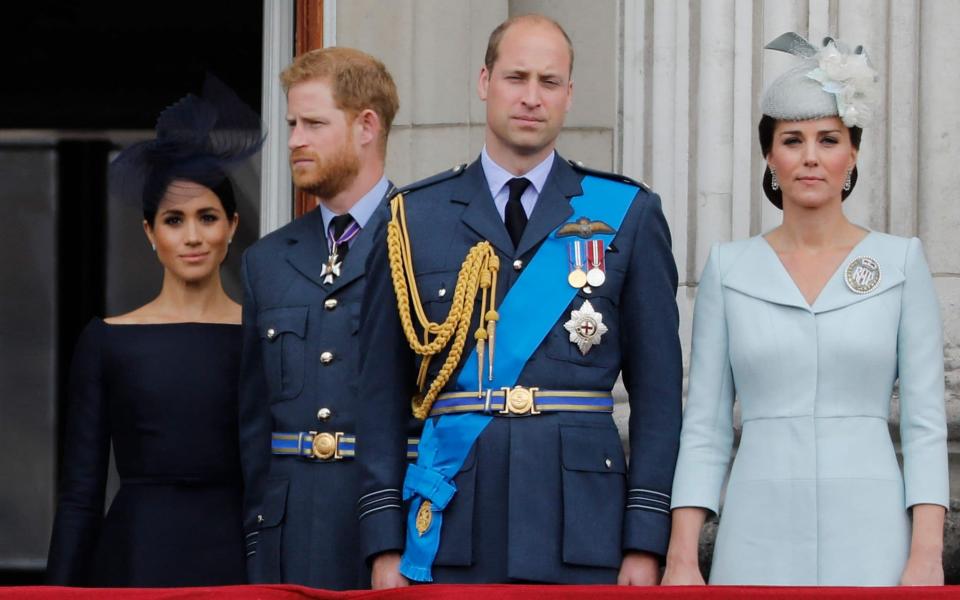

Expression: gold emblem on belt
xmin=500 ymin=386 xmax=540 ymax=415
xmin=311 ymin=432 xmax=340 ymax=460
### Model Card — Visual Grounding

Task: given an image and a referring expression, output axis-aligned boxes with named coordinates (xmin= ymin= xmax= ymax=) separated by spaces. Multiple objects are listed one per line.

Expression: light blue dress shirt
xmin=480 ymin=147 xmax=554 ymax=222
xmin=318 ymin=175 xmax=389 ymax=245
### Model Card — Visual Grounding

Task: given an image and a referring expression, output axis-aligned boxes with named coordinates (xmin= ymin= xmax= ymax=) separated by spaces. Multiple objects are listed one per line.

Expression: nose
xmin=803 ymin=141 xmax=819 ymax=166
xmin=521 ymin=80 xmax=542 ymax=108
xmin=288 ymin=122 xmax=304 ymax=150
xmin=185 ymin=219 xmax=201 ymax=245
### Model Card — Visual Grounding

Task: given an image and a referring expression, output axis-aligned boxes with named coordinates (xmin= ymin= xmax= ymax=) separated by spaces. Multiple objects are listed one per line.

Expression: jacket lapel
xmin=722 ymin=236 xmax=810 ymax=311
xmin=811 ymin=232 xmax=906 ymax=314
xmin=455 ymin=160 xmax=515 ymax=256
xmin=284 ymin=208 xmax=332 ymax=291
xmin=515 ymin=156 xmax=579 ymax=258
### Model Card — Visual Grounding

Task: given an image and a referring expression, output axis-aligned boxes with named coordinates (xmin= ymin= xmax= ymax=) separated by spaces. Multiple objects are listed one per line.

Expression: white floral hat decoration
xmin=760 ymin=32 xmax=879 ymax=128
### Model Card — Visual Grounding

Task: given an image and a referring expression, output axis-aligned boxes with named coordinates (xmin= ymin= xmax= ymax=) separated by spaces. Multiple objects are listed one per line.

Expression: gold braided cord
xmin=387 ymin=193 xmax=501 ymax=419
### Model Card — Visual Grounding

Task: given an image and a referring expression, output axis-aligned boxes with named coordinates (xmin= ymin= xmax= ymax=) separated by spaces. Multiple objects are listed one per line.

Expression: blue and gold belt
xmin=272 ymin=432 xmax=420 ymax=461
xmin=429 ymin=387 xmax=613 ymax=417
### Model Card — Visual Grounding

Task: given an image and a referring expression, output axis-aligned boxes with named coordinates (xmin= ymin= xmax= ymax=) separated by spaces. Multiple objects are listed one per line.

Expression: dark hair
xmin=143 ymin=175 xmax=236 ymax=226
xmin=485 ymin=14 xmax=574 ymax=75
xmin=758 ymin=114 xmax=863 ymax=209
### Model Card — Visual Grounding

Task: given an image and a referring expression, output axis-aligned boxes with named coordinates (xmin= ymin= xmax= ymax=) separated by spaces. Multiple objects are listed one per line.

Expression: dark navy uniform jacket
xmin=239 ymin=189 xmax=419 ymax=589
xmin=355 ymin=156 xmax=682 ymax=584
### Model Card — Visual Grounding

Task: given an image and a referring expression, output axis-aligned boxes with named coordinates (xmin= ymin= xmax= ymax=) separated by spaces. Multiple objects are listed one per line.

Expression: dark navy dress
xmin=47 ymin=319 xmax=246 ymax=587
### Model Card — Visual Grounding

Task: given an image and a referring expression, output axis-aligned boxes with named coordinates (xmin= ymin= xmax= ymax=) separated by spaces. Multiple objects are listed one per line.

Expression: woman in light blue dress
xmin=662 ymin=33 xmax=948 ymax=586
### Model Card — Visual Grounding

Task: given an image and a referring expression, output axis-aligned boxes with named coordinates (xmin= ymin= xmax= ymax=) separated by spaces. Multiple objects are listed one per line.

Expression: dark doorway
xmin=0 ymin=1 xmax=263 ymax=584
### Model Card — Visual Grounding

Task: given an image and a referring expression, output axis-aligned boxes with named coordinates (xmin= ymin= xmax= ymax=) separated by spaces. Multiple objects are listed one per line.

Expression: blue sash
xmin=399 ymin=175 xmax=637 ymax=581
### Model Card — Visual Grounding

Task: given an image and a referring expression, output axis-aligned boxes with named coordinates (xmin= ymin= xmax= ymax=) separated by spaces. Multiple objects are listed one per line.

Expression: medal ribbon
xmin=327 ymin=218 xmax=361 ymax=255
xmin=399 ymin=175 xmax=639 ymax=582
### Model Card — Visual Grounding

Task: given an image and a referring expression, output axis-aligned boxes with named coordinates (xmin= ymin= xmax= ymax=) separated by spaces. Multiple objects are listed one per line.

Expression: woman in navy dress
xmin=46 ymin=78 xmax=263 ymax=587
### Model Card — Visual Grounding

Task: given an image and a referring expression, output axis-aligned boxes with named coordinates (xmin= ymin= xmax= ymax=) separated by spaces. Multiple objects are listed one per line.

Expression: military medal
xmin=321 ymin=253 xmax=342 ymax=285
xmin=563 ymin=299 xmax=608 ymax=355
xmin=567 ymin=240 xmax=588 ymax=288
xmin=844 ymin=256 xmax=881 ymax=294
xmin=586 ymin=239 xmax=606 ymax=288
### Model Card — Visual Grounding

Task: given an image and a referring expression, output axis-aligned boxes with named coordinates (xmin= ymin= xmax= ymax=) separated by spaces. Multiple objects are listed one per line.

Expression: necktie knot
xmin=330 ymin=214 xmax=355 ymax=240
xmin=504 ymin=178 xmax=531 ymax=249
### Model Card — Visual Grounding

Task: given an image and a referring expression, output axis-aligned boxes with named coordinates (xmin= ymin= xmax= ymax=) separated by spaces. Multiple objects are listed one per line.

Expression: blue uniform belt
xmin=429 ymin=388 xmax=613 ymax=417
xmin=272 ymin=432 xmax=420 ymax=461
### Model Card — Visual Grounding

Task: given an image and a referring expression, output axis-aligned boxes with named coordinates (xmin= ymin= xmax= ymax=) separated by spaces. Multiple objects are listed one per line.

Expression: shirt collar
xmin=480 ymin=146 xmax=555 ymax=199
xmin=318 ymin=175 xmax=389 ymax=233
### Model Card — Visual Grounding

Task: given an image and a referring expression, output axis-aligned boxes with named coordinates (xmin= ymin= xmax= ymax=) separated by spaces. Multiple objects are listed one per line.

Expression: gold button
xmin=320 ymin=351 xmax=334 ymax=364
xmin=324 ymin=298 xmax=338 ymax=310
xmin=266 ymin=328 xmax=276 ymax=339
xmin=312 ymin=432 xmax=337 ymax=460
xmin=317 ymin=407 xmax=332 ymax=421
xmin=513 ymin=259 xmax=523 ymax=271
xmin=604 ymin=458 xmax=613 ymax=469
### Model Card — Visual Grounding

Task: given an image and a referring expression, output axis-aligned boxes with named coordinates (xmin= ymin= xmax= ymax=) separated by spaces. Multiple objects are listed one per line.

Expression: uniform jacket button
xmin=513 ymin=259 xmax=523 ymax=271
xmin=317 ymin=407 xmax=332 ymax=421
xmin=266 ymin=328 xmax=276 ymax=339
xmin=320 ymin=351 xmax=334 ymax=364
xmin=604 ymin=457 xmax=613 ymax=469
xmin=324 ymin=298 xmax=338 ymax=310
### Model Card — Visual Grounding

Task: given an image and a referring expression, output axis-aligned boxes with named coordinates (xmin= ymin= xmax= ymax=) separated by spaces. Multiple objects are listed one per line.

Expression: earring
xmin=843 ymin=168 xmax=853 ymax=191
xmin=151 ymin=243 xmax=156 ymax=252
xmin=770 ymin=167 xmax=779 ymax=191
xmin=228 ymin=238 xmax=233 ymax=245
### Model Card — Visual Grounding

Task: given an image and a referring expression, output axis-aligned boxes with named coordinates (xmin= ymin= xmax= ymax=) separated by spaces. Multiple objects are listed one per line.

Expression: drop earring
xmin=151 ymin=243 xmax=156 ymax=252
xmin=843 ymin=169 xmax=852 ymax=191
xmin=770 ymin=167 xmax=779 ymax=191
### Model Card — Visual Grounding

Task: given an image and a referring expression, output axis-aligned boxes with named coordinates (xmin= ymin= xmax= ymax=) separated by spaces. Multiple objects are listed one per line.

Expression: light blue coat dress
xmin=671 ymin=231 xmax=949 ymax=586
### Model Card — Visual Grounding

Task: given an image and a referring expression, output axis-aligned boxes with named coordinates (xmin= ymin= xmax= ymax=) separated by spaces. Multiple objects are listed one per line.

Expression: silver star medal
xmin=563 ymin=299 xmax=608 ymax=355
xmin=321 ymin=253 xmax=342 ymax=285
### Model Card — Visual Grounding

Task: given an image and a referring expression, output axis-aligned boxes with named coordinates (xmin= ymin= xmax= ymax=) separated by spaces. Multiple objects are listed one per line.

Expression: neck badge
xmin=563 ymin=299 xmax=608 ymax=355
xmin=321 ymin=252 xmax=342 ymax=285
xmin=844 ymin=256 xmax=881 ymax=294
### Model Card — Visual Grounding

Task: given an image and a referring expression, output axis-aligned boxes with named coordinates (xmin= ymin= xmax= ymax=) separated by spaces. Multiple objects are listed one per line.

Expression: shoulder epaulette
xmin=396 ymin=163 xmax=468 ymax=196
xmin=567 ymin=159 xmax=651 ymax=192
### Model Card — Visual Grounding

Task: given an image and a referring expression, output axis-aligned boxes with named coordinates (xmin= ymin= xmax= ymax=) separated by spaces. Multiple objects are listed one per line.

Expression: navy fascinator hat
xmin=109 ymin=75 xmax=266 ymax=222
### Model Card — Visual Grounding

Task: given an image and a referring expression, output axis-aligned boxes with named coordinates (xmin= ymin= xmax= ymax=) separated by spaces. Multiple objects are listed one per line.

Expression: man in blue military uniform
xmin=356 ymin=14 xmax=682 ymax=587
xmin=239 ymin=47 xmax=418 ymax=589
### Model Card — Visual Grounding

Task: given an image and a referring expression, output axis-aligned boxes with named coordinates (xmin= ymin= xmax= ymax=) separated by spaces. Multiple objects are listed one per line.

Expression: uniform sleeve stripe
xmin=628 ymin=488 xmax=670 ymax=498
xmin=357 ymin=495 xmax=402 ymax=511
xmin=358 ymin=504 xmax=402 ymax=520
xmin=626 ymin=504 xmax=670 ymax=514
xmin=627 ymin=497 xmax=670 ymax=507
xmin=358 ymin=488 xmax=402 ymax=503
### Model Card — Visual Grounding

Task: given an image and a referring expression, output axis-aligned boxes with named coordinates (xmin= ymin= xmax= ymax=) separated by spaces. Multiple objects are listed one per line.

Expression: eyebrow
xmin=779 ymin=129 xmax=842 ymax=135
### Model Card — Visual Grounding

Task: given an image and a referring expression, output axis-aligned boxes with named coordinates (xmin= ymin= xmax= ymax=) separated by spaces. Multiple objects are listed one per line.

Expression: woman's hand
xmin=900 ymin=503 xmax=945 ymax=586
xmin=661 ymin=557 xmax=706 ymax=586
xmin=900 ymin=552 xmax=944 ymax=586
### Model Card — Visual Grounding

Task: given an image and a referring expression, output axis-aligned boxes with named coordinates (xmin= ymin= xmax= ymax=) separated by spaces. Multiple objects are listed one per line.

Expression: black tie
xmin=329 ymin=214 xmax=355 ymax=263
xmin=505 ymin=177 xmax=530 ymax=248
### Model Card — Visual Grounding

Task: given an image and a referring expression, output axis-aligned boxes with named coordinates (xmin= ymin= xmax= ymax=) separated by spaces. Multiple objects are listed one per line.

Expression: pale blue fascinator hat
xmin=760 ymin=32 xmax=879 ymax=128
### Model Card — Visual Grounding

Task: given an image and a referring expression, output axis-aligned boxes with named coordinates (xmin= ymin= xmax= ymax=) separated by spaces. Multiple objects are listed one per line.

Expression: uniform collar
xmin=480 ymin=146 xmax=554 ymax=199
xmin=318 ymin=175 xmax=389 ymax=232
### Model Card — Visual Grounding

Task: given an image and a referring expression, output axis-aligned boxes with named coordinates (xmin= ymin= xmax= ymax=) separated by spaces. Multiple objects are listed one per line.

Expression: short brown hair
xmin=281 ymin=47 xmax=399 ymax=152
xmin=484 ymin=14 xmax=574 ymax=75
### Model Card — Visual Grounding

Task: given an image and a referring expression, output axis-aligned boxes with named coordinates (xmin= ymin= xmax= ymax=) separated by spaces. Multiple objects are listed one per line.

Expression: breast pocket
xmin=560 ymin=425 xmax=626 ymax=568
xmin=259 ymin=305 xmax=309 ymax=402
xmin=544 ymin=291 xmax=620 ymax=368
xmin=412 ymin=270 xmax=457 ymax=325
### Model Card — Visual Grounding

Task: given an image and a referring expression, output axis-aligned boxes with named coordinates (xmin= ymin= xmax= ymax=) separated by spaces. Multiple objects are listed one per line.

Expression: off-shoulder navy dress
xmin=47 ymin=318 xmax=246 ymax=586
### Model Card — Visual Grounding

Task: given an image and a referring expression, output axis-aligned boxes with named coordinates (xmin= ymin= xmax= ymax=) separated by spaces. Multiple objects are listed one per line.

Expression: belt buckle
xmin=307 ymin=431 xmax=343 ymax=461
xmin=499 ymin=386 xmax=540 ymax=416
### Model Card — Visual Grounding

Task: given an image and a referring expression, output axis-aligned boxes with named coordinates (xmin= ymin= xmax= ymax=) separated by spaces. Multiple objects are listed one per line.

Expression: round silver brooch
xmin=844 ymin=256 xmax=881 ymax=294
